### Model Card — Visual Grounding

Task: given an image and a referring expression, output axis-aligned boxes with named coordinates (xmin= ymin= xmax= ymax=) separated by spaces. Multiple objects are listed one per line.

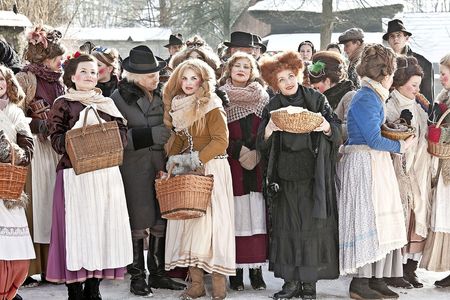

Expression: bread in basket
xmin=270 ymin=106 xmax=323 ymax=133
xmin=381 ymin=118 xmax=415 ymax=140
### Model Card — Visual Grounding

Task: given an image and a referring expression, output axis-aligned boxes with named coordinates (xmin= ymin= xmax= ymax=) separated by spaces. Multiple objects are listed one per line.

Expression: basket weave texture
xmin=65 ymin=107 xmax=123 ymax=175
xmin=0 ymin=140 xmax=27 ymax=200
xmin=428 ymin=108 xmax=450 ymax=158
xmin=381 ymin=118 xmax=415 ymax=140
xmin=155 ymin=167 xmax=214 ymax=220
xmin=271 ymin=109 xmax=322 ymax=133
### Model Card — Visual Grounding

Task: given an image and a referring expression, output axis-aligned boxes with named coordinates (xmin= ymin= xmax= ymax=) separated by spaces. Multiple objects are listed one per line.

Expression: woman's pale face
xmin=299 ymin=45 xmax=313 ymax=61
xmin=43 ymin=55 xmax=64 ymax=72
xmin=71 ymin=61 xmax=98 ymax=91
xmin=311 ymin=78 xmax=331 ymax=93
xmin=137 ymin=72 xmax=159 ymax=92
xmin=181 ymin=68 xmax=202 ymax=95
xmin=0 ymin=73 xmax=6 ymax=99
xmin=397 ymin=75 xmax=422 ymax=100
xmin=276 ymin=69 xmax=299 ymax=96
xmin=230 ymin=58 xmax=251 ymax=87
xmin=188 ymin=51 xmax=203 ymax=60
xmin=440 ymin=64 xmax=450 ymax=90
xmin=97 ymin=60 xmax=113 ymax=83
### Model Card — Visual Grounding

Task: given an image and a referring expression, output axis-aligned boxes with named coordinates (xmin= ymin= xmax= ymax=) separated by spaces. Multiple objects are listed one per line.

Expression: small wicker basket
xmin=0 ymin=140 xmax=28 ymax=200
xmin=270 ymin=108 xmax=323 ymax=134
xmin=155 ymin=165 xmax=214 ymax=220
xmin=428 ymin=109 xmax=450 ymax=158
xmin=65 ymin=107 xmax=123 ymax=175
xmin=381 ymin=118 xmax=415 ymax=140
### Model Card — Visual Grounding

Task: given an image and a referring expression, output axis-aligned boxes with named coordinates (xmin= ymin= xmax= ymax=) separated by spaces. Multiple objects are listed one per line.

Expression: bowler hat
xmin=383 ymin=19 xmax=412 ymax=41
xmin=164 ymin=34 xmax=184 ymax=48
xmin=122 ymin=45 xmax=167 ymax=74
xmin=338 ymin=28 xmax=364 ymax=44
xmin=224 ymin=31 xmax=255 ymax=48
xmin=252 ymin=34 xmax=267 ymax=53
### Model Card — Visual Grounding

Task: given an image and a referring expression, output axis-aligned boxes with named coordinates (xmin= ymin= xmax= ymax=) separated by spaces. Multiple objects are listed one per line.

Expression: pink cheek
xmin=442 ymin=75 xmax=449 ymax=84
xmin=98 ymin=67 xmax=106 ymax=75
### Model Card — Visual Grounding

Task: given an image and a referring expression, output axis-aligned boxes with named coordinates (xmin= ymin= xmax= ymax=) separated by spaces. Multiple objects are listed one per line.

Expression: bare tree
xmin=0 ymin=0 xmax=71 ymax=26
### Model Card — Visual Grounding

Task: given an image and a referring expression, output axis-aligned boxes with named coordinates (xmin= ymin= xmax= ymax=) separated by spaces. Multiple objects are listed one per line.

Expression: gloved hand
xmin=166 ymin=151 xmax=203 ymax=175
xmin=239 ymin=149 xmax=260 ymax=170
xmin=0 ymin=130 xmax=11 ymax=163
xmin=400 ymin=109 xmax=413 ymax=125
xmin=239 ymin=145 xmax=250 ymax=158
xmin=151 ymin=125 xmax=171 ymax=145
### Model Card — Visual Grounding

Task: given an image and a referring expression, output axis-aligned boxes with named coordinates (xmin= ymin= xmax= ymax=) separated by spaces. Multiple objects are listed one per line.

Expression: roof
xmin=58 ymin=27 xmax=172 ymax=42
xmin=0 ymin=10 xmax=32 ymax=27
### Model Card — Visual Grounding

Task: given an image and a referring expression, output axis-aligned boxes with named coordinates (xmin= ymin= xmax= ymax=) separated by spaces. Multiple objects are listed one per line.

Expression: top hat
xmin=252 ymin=34 xmax=267 ymax=53
xmin=224 ymin=31 xmax=255 ymax=48
xmin=383 ymin=19 xmax=412 ymax=41
xmin=164 ymin=34 xmax=184 ymax=48
xmin=122 ymin=45 xmax=167 ymax=74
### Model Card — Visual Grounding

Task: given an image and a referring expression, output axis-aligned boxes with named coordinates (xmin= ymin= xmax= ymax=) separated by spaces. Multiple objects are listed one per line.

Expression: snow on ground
xmin=18 ymin=266 xmax=450 ymax=299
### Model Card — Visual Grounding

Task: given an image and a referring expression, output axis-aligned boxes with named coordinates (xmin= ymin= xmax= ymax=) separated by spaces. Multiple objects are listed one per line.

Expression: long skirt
xmin=0 ymin=260 xmax=29 ymax=300
xmin=165 ymin=158 xmax=236 ymax=276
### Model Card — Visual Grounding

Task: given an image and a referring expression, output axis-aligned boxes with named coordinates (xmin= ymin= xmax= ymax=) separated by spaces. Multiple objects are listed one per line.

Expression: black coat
xmin=406 ymin=46 xmax=434 ymax=103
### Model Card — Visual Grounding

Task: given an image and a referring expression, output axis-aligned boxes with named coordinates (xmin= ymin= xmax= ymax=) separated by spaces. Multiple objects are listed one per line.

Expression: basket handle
xmin=166 ymin=163 xmax=175 ymax=180
xmin=436 ymin=108 xmax=450 ymax=128
xmin=3 ymin=139 xmax=16 ymax=166
xmin=82 ymin=106 xmax=106 ymax=135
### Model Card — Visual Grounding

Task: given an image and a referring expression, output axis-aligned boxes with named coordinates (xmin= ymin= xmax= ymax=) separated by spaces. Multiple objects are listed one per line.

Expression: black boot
xmin=66 ymin=282 xmax=84 ymax=300
xmin=83 ymin=278 xmax=102 ymax=300
xmin=302 ymin=282 xmax=316 ymax=299
xmin=147 ymin=235 xmax=186 ymax=290
xmin=129 ymin=239 xmax=152 ymax=296
xmin=12 ymin=295 xmax=23 ymax=300
xmin=369 ymin=278 xmax=399 ymax=299
xmin=273 ymin=280 xmax=302 ymax=300
xmin=229 ymin=268 xmax=244 ymax=291
xmin=384 ymin=276 xmax=413 ymax=289
xmin=349 ymin=278 xmax=383 ymax=299
xmin=435 ymin=274 xmax=450 ymax=288
xmin=249 ymin=267 xmax=266 ymax=290
xmin=403 ymin=259 xmax=423 ymax=288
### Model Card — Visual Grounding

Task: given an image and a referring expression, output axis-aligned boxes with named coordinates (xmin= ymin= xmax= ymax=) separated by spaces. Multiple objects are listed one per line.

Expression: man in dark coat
xmin=384 ymin=19 xmax=434 ymax=103
xmin=0 ymin=39 xmax=22 ymax=74
xmin=164 ymin=33 xmax=184 ymax=64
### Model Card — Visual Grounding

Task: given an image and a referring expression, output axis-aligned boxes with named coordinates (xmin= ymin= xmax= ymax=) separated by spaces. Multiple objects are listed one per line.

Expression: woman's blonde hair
xmin=163 ymin=59 xmax=216 ymax=131
xmin=219 ymin=51 xmax=262 ymax=86
xmin=440 ymin=53 xmax=450 ymax=70
xmin=0 ymin=65 xmax=26 ymax=105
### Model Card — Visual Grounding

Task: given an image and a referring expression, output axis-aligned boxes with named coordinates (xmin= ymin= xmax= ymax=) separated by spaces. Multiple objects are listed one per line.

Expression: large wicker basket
xmin=381 ymin=118 xmax=415 ymax=140
xmin=270 ymin=107 xmax=323 ymax=134
xmin=428 ymin=108 xmax=450 ymax=158
xmin=65 ymin=107 xmax=123 ymax=175
xmin=0 ymin=140 xmax=28 ymax=200
xmin=155 ymin=165 xmax=214 ymax=220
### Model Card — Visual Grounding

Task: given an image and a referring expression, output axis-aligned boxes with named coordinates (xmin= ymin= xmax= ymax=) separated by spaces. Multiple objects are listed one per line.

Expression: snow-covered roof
xmin=249 ymin=0 xmax=410 ymax=12
xmin=58 ymin=27 xmax=171 ymax=42
xmin=0 ymin=11 xmax=32 ymax=27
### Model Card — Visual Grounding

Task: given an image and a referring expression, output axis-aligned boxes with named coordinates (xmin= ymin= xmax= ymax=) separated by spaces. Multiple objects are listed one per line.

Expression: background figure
xmin=326 ymin=43 xmax=342 ymax=54
xmin=338 ymin=27 xmax=365 ymax=89
xmin=15 ymin=24 xmax=66 ymax=287
xmin=298 ymin=41 xmax=315 ymax=63
xmin=252 ymin=34 xmax=266 ymax=61
xmin=0 ymin=39 xmax=22 ymax=74
xmin=164 ymin=33 xmax=184 ymax=64
xmin=219 ymin=52 xmax=269 ymax=292
xmin=110 ymin=45 xmax=185 ymax=297
xmin=91 ymin=46 xmax=120 ymax=97
xmin=224 ymin=31 xmax=255 ymax=57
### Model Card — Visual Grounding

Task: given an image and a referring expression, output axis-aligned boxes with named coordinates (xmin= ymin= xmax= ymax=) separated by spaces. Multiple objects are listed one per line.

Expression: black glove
xmin=400 ymin=109 xmax=413 ymax=125
xmin=131 ymin=125 xmax=171 ymax=150
xmin=29 ymin=118 xmax=49 ymax=136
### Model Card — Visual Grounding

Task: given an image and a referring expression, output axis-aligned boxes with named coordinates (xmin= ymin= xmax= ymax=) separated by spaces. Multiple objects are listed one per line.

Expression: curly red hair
xmin=260 ymin=51 xmax=304 ymax=90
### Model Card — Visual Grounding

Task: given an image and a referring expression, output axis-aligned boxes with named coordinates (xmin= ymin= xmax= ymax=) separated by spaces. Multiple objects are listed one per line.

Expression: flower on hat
xmin=62 ymin=51 xmax=82 ymax=69
xmin=27 ymin=26 xmax=48 ymax=49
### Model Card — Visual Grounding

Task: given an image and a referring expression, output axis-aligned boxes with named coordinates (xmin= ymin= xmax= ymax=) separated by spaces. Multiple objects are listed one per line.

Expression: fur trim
xmin=3 ymin=191 xmax=29 ymax=209
xmin=117 ymin=79 xmax=162 ymax=104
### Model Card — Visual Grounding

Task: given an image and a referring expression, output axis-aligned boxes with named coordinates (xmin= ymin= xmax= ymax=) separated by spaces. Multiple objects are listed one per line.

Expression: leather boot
xmin=129 ymin=239 xmax=152 ymax=296
xmin=249 ymin=267 xmax=266 ymax=290
xmin=273 ymin=280 xmax=302 ymax=300
xmin=435 ymin=274 xmax=450 ymax=288
xmin=403 ymin=259 xmax=423 ymax=288
xmin=83 ymin=278 xmax=102 ymax=300
xmin=66 ymin=282 xmax=84 ymax=300
xmin=302 ymin=282 xmax=316 ymax=299
xmin=147 ymin=235 xmax=186 ymax=290
xmin=384 ymin=276 xmax=413 ymax=289
xmin=229 ymin=268 xmax=244 ymax=291
xmin=349 ymin=278 xmax=383 ymax=299
xmin=180 ymin=267 xmax=206 ymax=299
xmin=212 ymin=272 xmax=227 ymax=300
xmin=369 ymin=278 xmax=399 ymax=298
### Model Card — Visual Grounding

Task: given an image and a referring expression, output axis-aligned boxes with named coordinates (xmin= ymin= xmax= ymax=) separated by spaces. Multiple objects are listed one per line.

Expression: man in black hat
xmin=252 ymin=34 xmax=266 ymax=60
xmin=164 ymin=33 xmax=184 ymax=64
xmin=384 ymin=19 xmax=434 ymax=102
xmin=224 ymin=31 xmax=255 ymax=56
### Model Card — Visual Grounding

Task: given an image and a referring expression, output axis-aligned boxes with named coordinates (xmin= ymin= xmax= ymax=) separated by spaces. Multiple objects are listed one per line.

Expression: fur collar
xmin=117 ymin=79 xmax=162 ymax=104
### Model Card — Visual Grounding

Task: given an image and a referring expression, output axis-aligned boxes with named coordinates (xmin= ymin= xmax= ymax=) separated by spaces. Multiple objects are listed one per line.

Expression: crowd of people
xmin=0 ymin=18 xmax=449 ymax=300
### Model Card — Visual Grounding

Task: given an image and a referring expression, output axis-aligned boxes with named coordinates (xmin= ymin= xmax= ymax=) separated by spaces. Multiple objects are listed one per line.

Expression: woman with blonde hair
xmin=163 ymin=59 xmax=235 ymax=300
xmin=218 ymin=52 xmax=269 ymax=291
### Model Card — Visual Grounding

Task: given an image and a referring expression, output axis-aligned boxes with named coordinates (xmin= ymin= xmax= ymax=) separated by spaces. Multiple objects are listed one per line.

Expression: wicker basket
xmin=270 ymin=108 xmax=323 ymax=134
xmin=155 ymin=165 xmax=214 ymax=220
xmin=0 ymin=140 xmax=28 ymax=200
xmin=428 ymin=108 xmax=450 ymax=158
xmin=65 ymin=107 xmax=123 ymax=175
xmin=381 ymin=119 xmax=416 ymax=140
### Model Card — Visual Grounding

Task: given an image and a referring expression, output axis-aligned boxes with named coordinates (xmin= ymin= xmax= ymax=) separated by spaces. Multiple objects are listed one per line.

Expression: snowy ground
xmin=18 ymin=267 xmax=450 ymax=299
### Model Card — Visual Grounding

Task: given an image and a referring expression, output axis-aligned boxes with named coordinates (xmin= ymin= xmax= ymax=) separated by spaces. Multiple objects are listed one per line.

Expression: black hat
xmin=383 ymin=19 xmax=412 ymax=41
xmin=164 ymin=34 xmax=183 ymax=48
xmin=252 ymin=34 xmax=266 ymax=53
xmin=224 ymin=31 xmax=255 ymax=48
xmin=122 ymin=45 xmax=167 ymax=74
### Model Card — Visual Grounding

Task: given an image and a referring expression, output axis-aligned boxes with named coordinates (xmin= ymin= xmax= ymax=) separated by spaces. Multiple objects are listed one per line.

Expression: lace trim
xmin=0 ymin=225 xmax=30 ymax=237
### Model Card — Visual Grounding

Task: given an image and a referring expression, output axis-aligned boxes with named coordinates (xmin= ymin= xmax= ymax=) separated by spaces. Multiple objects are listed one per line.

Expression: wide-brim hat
xmin=224 ymin=31 xmax=255 ymax=48
xmin=122 ymin=45 xmax=167 ymax=74
xmin=383 ymin=19 xmax=412 ymax=41
xmin=252 ymin=34 xmax=267 ymax=53
xmin=164 ymin=34 xmax=184 ymax=48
